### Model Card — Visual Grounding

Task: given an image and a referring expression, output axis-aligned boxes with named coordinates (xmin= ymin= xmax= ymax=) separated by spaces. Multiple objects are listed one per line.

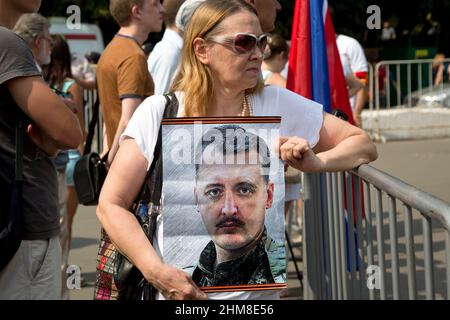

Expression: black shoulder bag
xmin=73 ymin=96 xmax=108 ymax=206
xmin=114 ymin=93 xmax=179 ymax=300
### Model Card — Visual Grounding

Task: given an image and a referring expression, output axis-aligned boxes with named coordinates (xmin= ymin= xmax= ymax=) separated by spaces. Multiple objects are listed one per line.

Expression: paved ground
xmin=371 ymin=138 xmax=450 ymax=204
xmin=370 ymin=138 xmax=450 ymax=300
xmin=67 ymin=138 xmax=450 ymax=300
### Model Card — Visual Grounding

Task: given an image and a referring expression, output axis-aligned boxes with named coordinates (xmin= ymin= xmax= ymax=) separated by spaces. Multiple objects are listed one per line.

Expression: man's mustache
xmin=216 ymin=217 xmax=245 ymax=228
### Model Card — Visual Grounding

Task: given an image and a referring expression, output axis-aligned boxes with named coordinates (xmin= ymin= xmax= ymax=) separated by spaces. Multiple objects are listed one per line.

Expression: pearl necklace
xmin=240 ymin=91 xmax=253 ymax=116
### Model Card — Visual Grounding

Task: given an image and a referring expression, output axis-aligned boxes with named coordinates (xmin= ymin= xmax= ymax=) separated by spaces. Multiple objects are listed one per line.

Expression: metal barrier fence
xmin=302 ymin=165 xmax=450 ymax=300
xmin=82 ymin=89 xmax=103 ymax=153
xmin=370 ymin=58 xmax=450 ymax=110
xmin=368 ymin=63 xmax=374 ymax=110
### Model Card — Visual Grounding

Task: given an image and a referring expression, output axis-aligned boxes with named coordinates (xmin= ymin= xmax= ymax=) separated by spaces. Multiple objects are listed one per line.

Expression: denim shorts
xmin=65 ymin=149 xmax=81 ymax=187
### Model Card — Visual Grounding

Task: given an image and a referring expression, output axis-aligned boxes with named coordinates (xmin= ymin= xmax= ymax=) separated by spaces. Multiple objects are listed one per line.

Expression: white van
xmin=48 ymin=17 xmax=105 ymax=58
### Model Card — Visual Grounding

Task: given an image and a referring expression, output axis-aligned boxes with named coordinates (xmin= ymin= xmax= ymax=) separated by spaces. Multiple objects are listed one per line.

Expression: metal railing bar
xmin=321 ymin=174 xmax=330 ymax=299
xmin=422 ymin=214 xmax=435 ymax=300
xmin=320 ymin=173 xmax=331 ymax=299
xmin=418 ymin=63 xmax=422 ymax=98
xmin=407 ymin=63 xmax=411 ymax=108
xmin=396 ymin=64 xmax=401 ymax=107
xmin=375 ymin=58 xmax=450 ymax=66
xmin=354 ymin=176 xmax=367 ymax=300
xmin=388 ymin=196 xmax=400 ymax=299
xmin=375 ymin=187 xmax=386 ymax=299
xmin=375 ymin=64 xmax=380 ymax=111
xmin=345 ymin=173 xmax=358 ymax=299
xmin=311 ymin=173 xmax=324 ymax=299
xmin=386 ymin=65 xmax=391 ymax=109
xmin=338 ymin=172 xmax=349 ymax=299
xmin=326 ymin=173 xmax=337 ymax=299
xmin=352 ymin=165 xmax=450 ymax=232
xmin=332 ymin=173 xmax=343 ymax=299
xmin=363 ymin=181 xmax=375 ymax=300
xmin=403 ymin=204 xmax=417 ymax=300
xmin=369 ymin=64 xmax=374 ymax=110
xmin=311 ymin=174 xmax=322 ymax=299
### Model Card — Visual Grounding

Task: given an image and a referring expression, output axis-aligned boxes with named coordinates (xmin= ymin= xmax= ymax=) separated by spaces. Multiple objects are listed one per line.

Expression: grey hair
xmin=13 ymin=13 xmax=50 ymax=45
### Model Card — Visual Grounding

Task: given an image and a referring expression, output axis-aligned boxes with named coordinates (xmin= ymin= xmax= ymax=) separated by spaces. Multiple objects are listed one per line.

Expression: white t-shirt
xmin=336 ymin=35 xmax=368 ymax=74
xmin=336 ymin=34 xmax=368 ymax=110
xmin=121 ymin=86 xmax=323 ymax=300
xmin=339 ymin=52 xmax=353 ymax=77
xmin=148 ymin=29 xmax=183 ymax=95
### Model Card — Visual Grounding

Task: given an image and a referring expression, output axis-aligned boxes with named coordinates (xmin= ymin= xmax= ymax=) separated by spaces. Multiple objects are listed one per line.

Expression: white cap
xmin=175 ymin=0 xmax=206 ymax=32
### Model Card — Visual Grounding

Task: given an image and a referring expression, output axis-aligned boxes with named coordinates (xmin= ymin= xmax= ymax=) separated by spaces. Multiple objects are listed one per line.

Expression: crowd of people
xmin=0 ymin=0 xmax=377 ymax=300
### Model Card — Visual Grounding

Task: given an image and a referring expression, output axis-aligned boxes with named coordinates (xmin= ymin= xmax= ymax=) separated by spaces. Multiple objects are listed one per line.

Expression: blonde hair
xmin=110 ymin=0 xmax=144 ymax=27
xmin=171 ymin=0 xmax=264 ymax=117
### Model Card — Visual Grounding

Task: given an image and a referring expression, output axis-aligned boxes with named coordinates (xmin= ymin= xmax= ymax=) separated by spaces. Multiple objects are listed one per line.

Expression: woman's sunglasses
xmin=207 ymin=33 xmax=268 ymax=56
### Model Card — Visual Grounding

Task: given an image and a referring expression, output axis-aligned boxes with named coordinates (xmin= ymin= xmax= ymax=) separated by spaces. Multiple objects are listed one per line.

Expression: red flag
xmin=323 ymin=9 xmax=354 ymax=124
xmin=286 ymin=0 xmax=354 ymax=124
xmin=287 ymin=0 xmax=311 ymax=99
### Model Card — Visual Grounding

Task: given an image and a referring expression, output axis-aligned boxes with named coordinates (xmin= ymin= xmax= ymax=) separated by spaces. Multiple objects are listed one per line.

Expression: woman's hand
xmin=277 ymin=136 xmax=325 ymax=173
xmin=149 ymin=264 xmax=208 ymax=300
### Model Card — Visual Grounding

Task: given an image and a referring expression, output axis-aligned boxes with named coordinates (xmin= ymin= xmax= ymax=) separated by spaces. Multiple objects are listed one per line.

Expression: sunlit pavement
xmin=67 ymin=138 xmax=450 ymax=300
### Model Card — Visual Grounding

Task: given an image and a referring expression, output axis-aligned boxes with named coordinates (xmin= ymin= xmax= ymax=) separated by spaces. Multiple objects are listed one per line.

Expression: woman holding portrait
xmin=97 ymin=0 xmax=377 ymax=300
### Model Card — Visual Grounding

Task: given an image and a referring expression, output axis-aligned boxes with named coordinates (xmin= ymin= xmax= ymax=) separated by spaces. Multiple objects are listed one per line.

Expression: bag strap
xmin=134 ymin=92 xmax=179 ymax=206
xmin=83 ymin=94 xmax=100 ymax=155
xmin=150 ymin=92 xmax=179 ymax=204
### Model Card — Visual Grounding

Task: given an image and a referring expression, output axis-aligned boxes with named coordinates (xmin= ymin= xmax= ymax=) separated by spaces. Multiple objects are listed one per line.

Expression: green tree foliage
xmin=276 ymin=0 xmax=450 ymax=55
xmin=39 ymin=0 xmax=450 ymax=55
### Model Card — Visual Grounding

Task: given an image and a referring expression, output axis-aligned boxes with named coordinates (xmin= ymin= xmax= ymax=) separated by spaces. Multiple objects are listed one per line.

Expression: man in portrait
xmin=184 ymin=125 xmax=286 ymax=288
